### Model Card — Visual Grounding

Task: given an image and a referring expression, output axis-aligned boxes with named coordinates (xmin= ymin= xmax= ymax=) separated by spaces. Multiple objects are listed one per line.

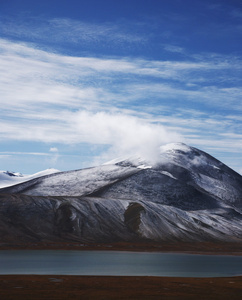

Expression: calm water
xmin=0 ymin=250 xmax=242 ymax=277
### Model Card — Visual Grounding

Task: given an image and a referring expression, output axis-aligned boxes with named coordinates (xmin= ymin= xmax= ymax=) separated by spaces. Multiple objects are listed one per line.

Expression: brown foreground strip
xmin=0 ymin=275 xmax=242 ymax=300
xmin=2 ymin=241 xmax=242 ymax=255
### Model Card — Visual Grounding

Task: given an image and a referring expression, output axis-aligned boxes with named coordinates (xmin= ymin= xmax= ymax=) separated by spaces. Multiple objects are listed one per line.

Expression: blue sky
xmin=0 ymin=0 xmax=242 ymax=174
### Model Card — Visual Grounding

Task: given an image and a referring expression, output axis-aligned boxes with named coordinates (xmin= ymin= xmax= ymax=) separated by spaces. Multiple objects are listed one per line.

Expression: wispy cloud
xmin=0 ymin=155 xmax=11 ymax=159
xmin=163 ymin=44 xmax=186 ymax=54
xmin=0 ymin=37 xmax=242 ymax=170
xmin=0 ymin=151 xmax=54 ymax=156
xmin=1 ymin=38 xmax=242 ymax=111
xmin=0 ymin=16 xmax=146 ymax=50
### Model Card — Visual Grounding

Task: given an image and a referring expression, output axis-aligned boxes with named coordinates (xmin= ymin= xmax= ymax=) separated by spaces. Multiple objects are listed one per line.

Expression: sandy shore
xmin=0 ymin=275 xmax=242 ymax=299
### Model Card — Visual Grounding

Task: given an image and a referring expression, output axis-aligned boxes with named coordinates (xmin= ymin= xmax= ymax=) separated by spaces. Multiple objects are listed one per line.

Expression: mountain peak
xmin=160 ymin=142 xmax=191 ymax=153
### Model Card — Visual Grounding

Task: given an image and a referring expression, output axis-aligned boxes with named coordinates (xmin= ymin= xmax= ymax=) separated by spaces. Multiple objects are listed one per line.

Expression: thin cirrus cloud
xmin=0 ymin=16 xmax=146 ymax=48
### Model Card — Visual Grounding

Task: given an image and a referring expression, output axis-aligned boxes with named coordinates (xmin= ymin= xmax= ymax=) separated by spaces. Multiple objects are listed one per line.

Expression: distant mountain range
xmin=0 ymin=143 xmax=242 ymax=245
xmin=0 ymin=168 xmax=60 ymax=188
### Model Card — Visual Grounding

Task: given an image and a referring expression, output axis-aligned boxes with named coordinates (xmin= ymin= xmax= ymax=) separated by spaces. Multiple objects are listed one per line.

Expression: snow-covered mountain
xmin=0 ymin=168 xmax=60 ymax=188
xmin=0 ymin=143 xmax=242 ymax=244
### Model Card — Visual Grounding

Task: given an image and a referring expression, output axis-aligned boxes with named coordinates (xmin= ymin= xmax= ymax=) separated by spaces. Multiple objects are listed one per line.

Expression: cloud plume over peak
xmin=72 ymin=111 xmax=182 ymax=163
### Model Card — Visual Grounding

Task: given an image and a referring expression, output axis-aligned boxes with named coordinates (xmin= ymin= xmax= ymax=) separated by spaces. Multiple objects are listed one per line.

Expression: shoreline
xmin=1 ymin=275 xmax=242 ymax=299
xmin=1 ymin=241 xmax=242 ymax=256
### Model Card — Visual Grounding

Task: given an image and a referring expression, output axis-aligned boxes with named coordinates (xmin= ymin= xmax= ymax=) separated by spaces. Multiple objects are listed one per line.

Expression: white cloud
xmin=49 ymin=147 xmax=58 ymax=153
xmin=0 ymin=38 xmax=242 ymax=169
xmin=72 ymin=111 xmax=181 ymax=162
xmin=0 ymin=152 xmax=51 ymax=156
xmin=0 ymin=155 xmax=11 ymax=159
xmin=49 ymin=147 xmax=59 ymax=165
xmin=163 ymin=44 xmax=185 ymax=54
xmin=1 ymin=37 xmax=242 ymax=123
xmin=0 ymin=110 xmax=181 ymax=162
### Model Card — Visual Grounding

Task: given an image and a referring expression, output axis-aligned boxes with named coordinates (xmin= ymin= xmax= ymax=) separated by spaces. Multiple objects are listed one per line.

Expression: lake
xmin=0 ymin=250 xmax=242 ymax=277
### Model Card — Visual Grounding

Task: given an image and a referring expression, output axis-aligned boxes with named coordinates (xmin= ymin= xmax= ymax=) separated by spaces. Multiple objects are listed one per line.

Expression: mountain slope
xmin=0 ymin=164 xmax=140 ymax=196
xmin=0 ymin=143 xmax=242 ymax=245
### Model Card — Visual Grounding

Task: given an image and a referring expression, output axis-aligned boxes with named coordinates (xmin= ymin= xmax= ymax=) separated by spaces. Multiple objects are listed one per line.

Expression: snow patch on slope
xmin=160 ymin=171 xmax=177 ymax=180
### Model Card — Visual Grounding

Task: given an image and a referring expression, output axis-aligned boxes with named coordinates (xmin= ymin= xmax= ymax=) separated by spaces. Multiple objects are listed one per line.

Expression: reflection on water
xmin=0 ymin=250 xmax=242 ymax=277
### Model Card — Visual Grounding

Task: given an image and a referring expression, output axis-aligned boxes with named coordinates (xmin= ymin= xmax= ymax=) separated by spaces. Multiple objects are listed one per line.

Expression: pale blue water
xmin=0 ymin=250 xmax=242 ymax=277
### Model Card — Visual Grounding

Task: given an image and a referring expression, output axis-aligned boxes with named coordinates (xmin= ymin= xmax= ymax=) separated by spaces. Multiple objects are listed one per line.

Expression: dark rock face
xmin=55 ymin=202 xmax=78 ymax=235
xmin=0 ymin=143 xmax=242 ymax=245
xmin=124 ymin=203 xmax=145 ymax=234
